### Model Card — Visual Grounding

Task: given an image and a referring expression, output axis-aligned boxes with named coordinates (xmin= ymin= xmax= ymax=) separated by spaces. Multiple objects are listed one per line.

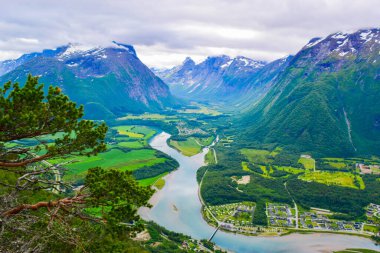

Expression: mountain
xmin=0 ymin=42 xmax=177 ymax=119
xmin=153 ymin=55 xmax=279 ymax=104
xmin=0 ymin=46 xmax=69 ymax=76
xmin=240 ymin=28 xmax=380 ymax=156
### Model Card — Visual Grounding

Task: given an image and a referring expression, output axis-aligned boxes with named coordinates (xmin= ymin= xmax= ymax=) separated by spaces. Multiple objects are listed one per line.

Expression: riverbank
xmin=140 ymin=131 xmax=380 ymax=253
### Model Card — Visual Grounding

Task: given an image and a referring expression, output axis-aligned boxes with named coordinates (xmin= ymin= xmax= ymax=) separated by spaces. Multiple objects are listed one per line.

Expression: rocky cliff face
xmin=0 ymin=42 xmax=178 ymax=119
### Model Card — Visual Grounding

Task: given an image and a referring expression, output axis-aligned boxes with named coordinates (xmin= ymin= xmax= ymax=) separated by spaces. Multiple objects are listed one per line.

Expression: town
xmin=203 ymin=201 xmax=380 ymax=237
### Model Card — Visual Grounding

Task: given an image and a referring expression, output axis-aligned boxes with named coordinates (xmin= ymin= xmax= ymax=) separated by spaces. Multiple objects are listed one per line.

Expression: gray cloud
xmin=0 ymin=0 xmax=379 ymax=67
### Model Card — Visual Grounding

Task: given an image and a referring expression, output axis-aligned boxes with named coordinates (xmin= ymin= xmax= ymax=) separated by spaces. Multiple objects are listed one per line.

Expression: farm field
xmin=138 ymin=172 xmax=168 ymax=187
xmin=196 ymin=136 xmax=215 ymax=146
xmin=274 ymin=166 xmax=304 ymax=175
xmin=116 ymin=113 xmax=178 ymax=122
xmin=177 ymin=103 xmax=221 ymax=116
xmin=205 ymin=149 xmax=216 ymax=165
xmin=298 ymin=171 xmax=365 ymax=189
xmin=363 ymin=224 xmax=380 ymax=234
xmin=169 ymin=137 xmax=203 ymax=156
xmin=298 ymin=157 xmax=315 ymax=170
xmin=241 ymin=149 xmax=272 ymax=164
xmin=242 ymin=162 xmax=251 ymax=171
xmin=47 ymin=124 xmax=176 ymax=187
xmin=63 ymin=149 xmax=166 ymax=182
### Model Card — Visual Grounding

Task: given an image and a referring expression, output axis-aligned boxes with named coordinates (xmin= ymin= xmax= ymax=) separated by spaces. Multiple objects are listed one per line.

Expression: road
xmin=284 ymin=182 xmax=299 ymax=229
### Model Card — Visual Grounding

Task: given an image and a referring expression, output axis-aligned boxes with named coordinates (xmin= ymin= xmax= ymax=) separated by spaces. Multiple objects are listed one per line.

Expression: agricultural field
xmin=169 ymin=137 xmax=203 ymax=156
xmin=139 ymin=172 xmax=168 ymax=187
xmin=112 ymin=125 xmax=156 ymax=143
xmin=298 ymin=171 xmax=365 ymax=189
xmin=177 ymin=103 xmax=221 ymax=116
xmin=62 ymin=149 xmax=165 ymax=182
xmin=298 ymin=157 xmax=315 ymax=170
xmin=48 ymin=124 xmax=176 ymax=187
xmin=195 ymin=136 xmax=215 ymax=146
xmin=327 ymin=162 xmax=347 ymax=169
xmin=363 ymin=224 xmax=380 ymax=234
xmin=274 ymin=166 xmax=304 ymax=175
xmin=242 ymin=162 xmax=251 ymax=172
xmin=116 ymin=113 xmax=178 ymax=122
xmin=205 ymin=149 xmax=216 ymax=165
xmin=241 ymin=149 xmax=272 ymax=164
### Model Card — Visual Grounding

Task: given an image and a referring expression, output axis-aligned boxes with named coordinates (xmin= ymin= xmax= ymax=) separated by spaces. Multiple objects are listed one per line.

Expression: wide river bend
xmin=139 ymin=132 xmax=379 ymax=253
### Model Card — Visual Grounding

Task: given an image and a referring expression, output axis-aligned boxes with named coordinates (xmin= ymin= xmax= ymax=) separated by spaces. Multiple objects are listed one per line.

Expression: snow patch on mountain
xmin=221 ymin=59 xmax=233 ymax=69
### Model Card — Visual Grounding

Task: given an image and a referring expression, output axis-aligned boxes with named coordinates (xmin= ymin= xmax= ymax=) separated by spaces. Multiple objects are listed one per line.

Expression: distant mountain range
xmin=152 ymin=55 xmax=292 ymax=106
xmin=0 ymin=42 xmax=178 ymax=119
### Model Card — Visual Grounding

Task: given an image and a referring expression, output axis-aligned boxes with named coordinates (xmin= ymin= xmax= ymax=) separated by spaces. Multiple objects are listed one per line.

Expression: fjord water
xmin=140 ymin=132 xmax=379 ymax=253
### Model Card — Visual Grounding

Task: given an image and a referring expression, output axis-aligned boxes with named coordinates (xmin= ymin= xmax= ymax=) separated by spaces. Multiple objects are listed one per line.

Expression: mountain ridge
xmin=0 ymin=42 xmax=178 ymax=119
xmin=239 ymin=28 xmax=380 ymax=156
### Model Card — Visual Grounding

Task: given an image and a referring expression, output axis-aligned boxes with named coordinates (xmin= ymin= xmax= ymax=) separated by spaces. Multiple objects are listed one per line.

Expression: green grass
xmin=169 ymin=137 xmax=202 ymax=156
xmin=241 ymin=149 xmax=271 ymax=164
xmin=63 ymin=149 xmax=166 ymax=182
xmin=334 ymin=249 xmax=380 ymax=253
xmin=269 ymin=147 xmax=282 ymax=157
xmin=177 ymin=103 xmax=221 ymax=116
xmin=275 ymin=166 xmax=304 ymax=174
xmin=206 ymin=149 xmax=216 ymax=165
xmin=153 ymin=178 xmax=166 ymax=190
xmin=260 ymin=165 xmax=270 ymax=177
xmin=328 ymin=162 xmax=347 ymax=169
xmin=117 ymin=113 xmax=175 ymax=120
xmin=196 ymin=136 xmax=215 ymax=146
xmin=138 ymin=172 xmax=168 ymax=187
xmin=363 ymin=224 xmax=380 ymax=233
xmin=298 ymin=157 xmax=315 ymax=170
xmin=117 ymin=141 xmax=144 ymax=149
xmin=242 ymin=162 xmax=251 ymax=171
xmin=112 ymin=125 xmax=156 ymax=141
xmin=299 ymin=171 xmax=365 ymax=189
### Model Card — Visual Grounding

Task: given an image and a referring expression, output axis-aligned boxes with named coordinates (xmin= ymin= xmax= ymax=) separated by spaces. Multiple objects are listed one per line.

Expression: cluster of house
xmin=356 ymin=163 xmax=380 ymax=174
xmin=216 ymin=204 xmax=255 ymax=231
xmin=267 ymin=203 xmax=294 ymax=227
xmin=236 ymin=205 xmax=254 ymax=213
xmin=176 ymin=121 xmax=207 ymax=136
xmin=299 ymin=212 xmax=362 ymax=232
xmin=366 ymin=203 xmax=380 ymax=219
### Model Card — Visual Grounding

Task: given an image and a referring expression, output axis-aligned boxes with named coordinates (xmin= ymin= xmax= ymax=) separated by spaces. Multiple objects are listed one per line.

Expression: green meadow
xmin=299 ymin=171 xmax=365 ymax=189
xmin=169 ymin=137 xmax=203 ymax=156
xmin=241 ymin=148 xmax=272 ymax=164
xmin=48 ymin=124 xmax=175 ymax=187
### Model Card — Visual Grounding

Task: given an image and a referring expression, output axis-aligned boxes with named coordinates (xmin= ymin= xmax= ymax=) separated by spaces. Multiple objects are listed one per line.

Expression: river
xmin=139 ymin=132 xmax=379 ymax=253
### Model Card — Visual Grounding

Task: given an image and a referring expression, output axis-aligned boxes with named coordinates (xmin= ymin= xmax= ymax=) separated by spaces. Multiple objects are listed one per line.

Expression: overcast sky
xmin=0 ymin=0 xmax=379 ymax=67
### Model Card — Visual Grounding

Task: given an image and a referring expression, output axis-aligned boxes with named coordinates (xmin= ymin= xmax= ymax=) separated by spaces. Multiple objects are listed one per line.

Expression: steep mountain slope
xmin=154 ymin=55 xmax=281 ymax=104
xmin=240 ymin=28 xmax=380 ymax=156
xmin=0 ymin=42 xmax=177 ymax=119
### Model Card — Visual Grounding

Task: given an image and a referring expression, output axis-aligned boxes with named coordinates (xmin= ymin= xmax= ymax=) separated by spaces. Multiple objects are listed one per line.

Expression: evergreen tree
xmin=0 ymin=75 xmax=153 ymax=252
